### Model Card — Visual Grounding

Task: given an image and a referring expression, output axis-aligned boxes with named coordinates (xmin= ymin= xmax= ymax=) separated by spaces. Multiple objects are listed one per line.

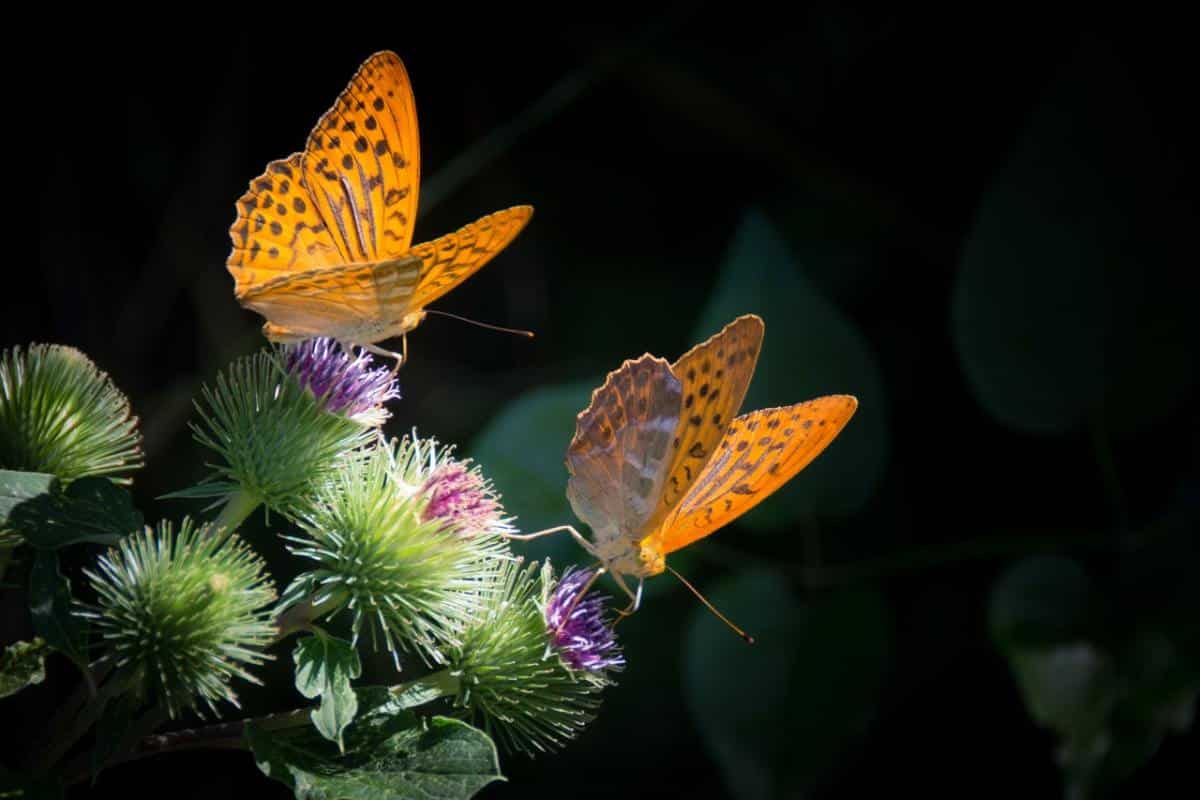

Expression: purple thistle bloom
xmin=420 ymin=461 xmax=507 ymax=536
xmin=284 ymin=339 xmax=400 ymax=425
xmin=545 ymin=567 xmax=625 ymax=673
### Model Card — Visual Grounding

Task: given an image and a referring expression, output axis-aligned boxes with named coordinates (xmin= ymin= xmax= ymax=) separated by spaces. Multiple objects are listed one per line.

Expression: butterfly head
xmin=399 ymin=310 xmax=426 ymax=333
xmin=637 ymin=540 xmax=667 ymax=577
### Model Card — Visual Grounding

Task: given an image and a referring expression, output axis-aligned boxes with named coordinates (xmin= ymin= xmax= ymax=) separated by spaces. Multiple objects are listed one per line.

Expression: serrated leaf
xmin=29 ymin=550 xmax=91 ymax=685
xmin=294 ymin=633 xmax=362 ymax=751
xmin=245 ymin=704 xmax=503 ymax=800
xmin=0 ymin=638 xmax=47 ymax=699
xmin=0 ymin=470 xmax=141 ymax=549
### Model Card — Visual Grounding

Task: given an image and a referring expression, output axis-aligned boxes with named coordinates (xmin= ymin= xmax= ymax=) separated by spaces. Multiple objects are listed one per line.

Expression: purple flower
xmin=544 ymin=567 xmax=625 ymax=673
xmin=420 ymin=461 xmax=508 ymax=536
xmin=284 ymin=339 xmax=400 ymax=425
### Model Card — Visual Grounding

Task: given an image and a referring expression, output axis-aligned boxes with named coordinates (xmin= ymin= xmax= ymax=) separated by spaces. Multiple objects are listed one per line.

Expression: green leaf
xmin=294 ymin=633 xmax=362 ymax=751
xmin=0 ymin=469 xmax=142 ymax=549
xmin=952 ymin=37 xmax=1196 ymax=436
xmin=988 ymin=556 xmax=1096 ymax=649
xmin=683 ymin=569 xmax=892 ymax=797
xmin=692 ymin=211 xmax=887 ymax=522
xmin=90 ymin=692 xmax=139 ymax=781
xmin=0 ymin=638 xmax=47 ymax=699
xmin=245 ymin=705 xmax=503 ymax=800
xmin=469 ymin=381 xmax=596 ymax=564
xmin=29 ymin=550 xmax=91 ymax=684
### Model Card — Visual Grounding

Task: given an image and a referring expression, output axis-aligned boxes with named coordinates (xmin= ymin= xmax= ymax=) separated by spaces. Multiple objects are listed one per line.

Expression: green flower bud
xmin=445 ymin=560 xmax=614 ymax=755
xmin=0 ymin=344 xmax=142 ymax=481
xmin=282 ymin=437 xmax=510 ymax=667
xmin=80 ymin=519 xmax=277 ymax=717
xmin=186 ymin=350 xmax=378 ymax=512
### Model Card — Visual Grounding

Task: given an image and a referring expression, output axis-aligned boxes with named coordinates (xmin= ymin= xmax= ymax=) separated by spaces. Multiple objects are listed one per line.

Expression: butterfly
xmin=513 ymin=314 xmax=857 ymax=617
xmin=226 ymin=51 xmax=533 ymax=367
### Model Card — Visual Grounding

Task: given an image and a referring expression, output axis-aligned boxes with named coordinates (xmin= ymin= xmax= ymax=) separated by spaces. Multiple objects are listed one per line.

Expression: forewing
xmin=654 ymin=395 xmax=858 ymax=554
xmin=662 ymin=314 xmax=764 ymax=510
xmin=302 ymin=51 xmax=420 ymax=264
xmin=227 ymin=154 xmax=344 ymax=293
xmin=407 ymin=206 xmax=533 ymax=311
xmin=566 ymin=355 xmax=683 ymax=547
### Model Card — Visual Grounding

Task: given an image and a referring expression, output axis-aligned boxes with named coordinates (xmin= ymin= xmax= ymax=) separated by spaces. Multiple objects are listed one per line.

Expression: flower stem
xmin=72 ymin=671 xmax=460 ymax=782
xmin=272 ymin=591 xmax=347 ymax=644
xmin=210 ymin=488 xmax=262 ymax=543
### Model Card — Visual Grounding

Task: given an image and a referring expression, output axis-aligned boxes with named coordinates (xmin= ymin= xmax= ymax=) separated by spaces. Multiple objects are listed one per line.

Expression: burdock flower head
xmin=186 ymin=345 xmax=390 ymax=513
xmin=543 ymin=567 xmax=625 ymax=674
xmin=280 ymin=438 xmax=509 ymax=667
xmin=391 ymin=434 xmax=515 ymax=538
xmin=0 ymin=344 xmax=142 ymax=482
xmin=445 ymin=560 xmax=621 ymax=756
xmin=79 ymin=519 xmax=276 ymax=717
xmin=284 ymin=338 xmax=400 ymax=427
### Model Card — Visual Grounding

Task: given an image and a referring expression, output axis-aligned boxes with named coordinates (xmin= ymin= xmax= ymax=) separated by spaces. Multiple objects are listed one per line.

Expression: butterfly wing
xmin=652 ymin=395 xmax=858 ymax=555
xmin=661 ymin=314 xmax=764 ymax=510
xmin=566 ymin=355 xmax=683 ymax=551
xmin=406 ymin=206 xmax=533 ymax=311
xmin=234 ymin=257 xmax=423 ymax=339
xmin=227 ymin=154 xmax=345 ymax=294
xmin=301 ymin=51 xmax=420 ymax=263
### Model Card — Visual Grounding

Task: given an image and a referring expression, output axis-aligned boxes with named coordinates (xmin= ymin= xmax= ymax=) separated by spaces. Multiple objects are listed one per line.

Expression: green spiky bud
xmin=282 ymin=436 xmax=509 ymax=667
xmin=0 ymin=344 xmax=142 ymax=481
xmin=80 ymin=519 xmax=277 ymax=717
xmin=445 ymin=560 xmax=615 ymax=756
xmin=185 ymin=350 xmax=379 ymax=511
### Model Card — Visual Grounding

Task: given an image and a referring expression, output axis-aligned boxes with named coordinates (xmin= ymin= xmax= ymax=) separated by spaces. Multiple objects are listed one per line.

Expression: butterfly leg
xmin=501 ymin=525 xmax=596 ymax=556
xmin=358 ymin=342 xmax=405 ymax=373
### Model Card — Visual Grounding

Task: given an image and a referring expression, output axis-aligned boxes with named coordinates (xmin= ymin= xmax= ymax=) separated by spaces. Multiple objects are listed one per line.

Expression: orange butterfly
xmin=227 ymin=51 xmax=532 ymax=367
xmin=511 ymin=314 xmax=856 ymax=620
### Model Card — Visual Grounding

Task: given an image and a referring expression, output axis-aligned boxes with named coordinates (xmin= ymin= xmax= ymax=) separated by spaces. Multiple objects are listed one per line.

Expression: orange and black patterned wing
xmin=406 ymin=206 xmax=533 ymax=311
xmin=653 ymin=395 xmax=858 ymax=555
xmin=566 ymin=355 xmax=683 ymax=549
xmin=661 ymin=314 xmax=764 ymax=510
xmin=301 ymin=51 xmax=420 ymax=265
xmin=227 ymin=154 xmax=344 ymax=294
xmin=235 ymin=256 xmax=422 ymax=339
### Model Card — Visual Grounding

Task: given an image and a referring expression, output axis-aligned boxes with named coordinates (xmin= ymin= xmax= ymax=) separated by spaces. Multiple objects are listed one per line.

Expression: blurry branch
xmin=694 ymin=520 xmax=1193 ymax=589
xmin=419 ymin=4 xmax=697 ymax=216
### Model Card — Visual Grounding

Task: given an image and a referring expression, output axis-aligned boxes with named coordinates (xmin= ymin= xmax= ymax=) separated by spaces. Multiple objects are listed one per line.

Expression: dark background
xmin=5 ymin=7 xmax=1197 ymax=798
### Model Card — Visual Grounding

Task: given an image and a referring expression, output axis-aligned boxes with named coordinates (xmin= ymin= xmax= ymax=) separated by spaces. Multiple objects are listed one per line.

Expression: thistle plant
xmin=79 ymin=519 xmax=277 ymax=718
xmin=0 ymin=337 xmax=630 ymax=798
xmin=280 ymin=436 xmax=510 ymax=665
xmin=445 ymin=560 xmax=622 ymax=755
xmin=0 ymin=344 xmax=143 ymax=482
xmin=183 ymin=342 xmax=394 ymax=531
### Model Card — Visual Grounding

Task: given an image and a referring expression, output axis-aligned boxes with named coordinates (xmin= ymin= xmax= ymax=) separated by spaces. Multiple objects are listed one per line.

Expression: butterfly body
xmin=227 ymin=52 xmax=532 ymax=361
xmin=562 ymin=314 xmax=858 ymax=606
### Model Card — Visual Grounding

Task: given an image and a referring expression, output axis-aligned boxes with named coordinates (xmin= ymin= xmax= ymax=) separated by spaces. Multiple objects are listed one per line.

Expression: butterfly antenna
xmin=424 ymin=309 xmax=535 ymax=338
xmin=666 ymin=565 xmax=755 ymax=644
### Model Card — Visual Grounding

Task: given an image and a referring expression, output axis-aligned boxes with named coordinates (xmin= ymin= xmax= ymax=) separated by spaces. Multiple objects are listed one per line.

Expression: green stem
xmin=210 ymin=488 xmax=262 ymax=543
xmin=272 ymin=591 xmax=347 ymax=644
xmin=72 ymin=669 xmax=460 ymax=782
xmin=388 ymin=668 xmax=460 ymax=709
